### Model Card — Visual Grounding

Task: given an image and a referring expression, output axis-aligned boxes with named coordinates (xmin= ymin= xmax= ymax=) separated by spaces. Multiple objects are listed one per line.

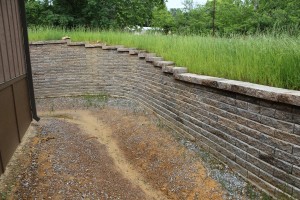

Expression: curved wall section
xmin=30 ymin=41 xmax=300 ymax=199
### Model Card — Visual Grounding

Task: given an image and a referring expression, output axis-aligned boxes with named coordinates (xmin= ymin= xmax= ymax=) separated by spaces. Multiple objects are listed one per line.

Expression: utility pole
xmin=212 ymin=0 xmax=216 ymax=37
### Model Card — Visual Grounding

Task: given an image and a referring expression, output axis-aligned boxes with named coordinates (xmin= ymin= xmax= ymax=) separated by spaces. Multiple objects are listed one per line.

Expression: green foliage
xmin=152 ymin=6 xmax=175 ymax=33
xmin=26 ymin=0 xmax=299 ymax=36
xmin=83 ymin=93 xmax=110 ymax=108
xmin=25 ymin=0 xmax=165 ymax=28
xmin=28 ymin=28 xmax=300 ymax=90
xmin=150 ymin=0 xmax=300 ymax=36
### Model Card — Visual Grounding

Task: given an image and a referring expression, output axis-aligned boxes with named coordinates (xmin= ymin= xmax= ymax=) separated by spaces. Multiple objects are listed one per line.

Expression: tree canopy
xmin=152 ymin=0 xmax=300 ymax=36
xmin=26 ymin=0 xmax=300 ymax=36
xmin=25 ymin=0 xmax=165 ymax=28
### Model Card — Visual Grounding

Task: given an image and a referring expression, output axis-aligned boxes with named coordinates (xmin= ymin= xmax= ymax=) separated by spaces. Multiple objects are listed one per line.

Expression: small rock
xmin=62 ymin=36 xmax=70 ymax=40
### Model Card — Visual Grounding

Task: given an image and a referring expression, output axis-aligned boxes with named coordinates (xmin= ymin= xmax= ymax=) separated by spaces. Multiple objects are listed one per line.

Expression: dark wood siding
xmin=0 ymin=153 xmax=3 ymax=173
xmin=0 ymin=0 xmax=26 ymax=83
xmin=14 ymin=78 xmax=32 ymax=139
xmin=0 ymin=86 xmax=21 ymax=168
xmin=0 ymin=0 xmax=34 ymax=174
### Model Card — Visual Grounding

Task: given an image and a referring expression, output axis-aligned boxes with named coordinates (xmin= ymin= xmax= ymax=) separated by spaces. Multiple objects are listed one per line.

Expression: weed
xmin=83 ymin=93 xmax=109 ymax=108
xmin=1 ymin=192 xmax=7 ymax=200
xmin=246 ymin=184 xmax=259 ymax=199
xmin=83 ymin=93 xmax=109 ymax=101
xmin=262 ymin=193 xmax=273 ymax=200
xmin=155 ymin=118 xmax=165 ymax=129
xmin=50 ymin=114 xmax=73 ymax=120
xmin=245 ymin=184 xmax=273 ymax=200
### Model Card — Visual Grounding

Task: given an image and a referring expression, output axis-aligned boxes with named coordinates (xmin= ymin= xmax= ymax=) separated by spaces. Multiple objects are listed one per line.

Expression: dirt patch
xmin=91 ymin=109 xmax=224 ymax=200
xmin=0 ymin=107 xmax=224 ymax=199
xmin=46 ymin=110 xmax=167 ymax=199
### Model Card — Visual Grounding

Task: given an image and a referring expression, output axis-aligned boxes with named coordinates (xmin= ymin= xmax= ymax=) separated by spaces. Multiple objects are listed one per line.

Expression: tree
xmin=25 ymin=0 xmax=44 ymax=26
xmin=152 ymin=5 xmax=175 ymax=33
xmin=25 ymin=0 xmax=300 ymax=36
xmin=182 ymin=0 xmax=195 ymax=12
xmin=26 ymin=0 xmax=166 ymax=28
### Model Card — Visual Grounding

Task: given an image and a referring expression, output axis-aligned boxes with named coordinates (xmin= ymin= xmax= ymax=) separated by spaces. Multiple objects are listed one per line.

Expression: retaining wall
xmin=30 ymin=40 xmax=300 ymax=199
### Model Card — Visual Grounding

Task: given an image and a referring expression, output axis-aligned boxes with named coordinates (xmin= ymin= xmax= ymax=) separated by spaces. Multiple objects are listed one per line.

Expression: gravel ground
xmin=0 ymin=96 xmax=270 ymax=200
xmin=14 ymin=119 xmax=147 ymax=199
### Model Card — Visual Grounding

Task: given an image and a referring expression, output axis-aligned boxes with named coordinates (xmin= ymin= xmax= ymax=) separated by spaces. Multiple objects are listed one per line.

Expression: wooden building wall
xmin=0 ymin=0 xmax=34 ymax=174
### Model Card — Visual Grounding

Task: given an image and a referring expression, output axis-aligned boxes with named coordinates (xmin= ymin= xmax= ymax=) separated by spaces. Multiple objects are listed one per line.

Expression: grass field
xmin=29 ymin=27 xmax=300 ymax=90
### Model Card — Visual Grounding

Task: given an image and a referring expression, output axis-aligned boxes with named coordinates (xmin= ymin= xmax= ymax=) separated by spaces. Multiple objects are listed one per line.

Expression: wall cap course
xmin=102 ymin=45 xmax=124 ymax=50
xmin=145 ymin=56 xmax=163 ymax=62
xmin=129 ymin=49 xmax=146 ymax=55
xmin=67 ymin=42 xmax=86 ymax=46
xmin=154 ymin=61 xmax=174 ymax=67
xmin=29 ymin=40 xmax=68 ymax=45
xmin=175 ymin=73 xmax=300 ymax=107
xmin=117 ymin=47 xmax=136 ymax=52
xmin=138 ymin=52 xmax=156 ymax=58
xmin=85 ymin=43 xmax=104 ymax=48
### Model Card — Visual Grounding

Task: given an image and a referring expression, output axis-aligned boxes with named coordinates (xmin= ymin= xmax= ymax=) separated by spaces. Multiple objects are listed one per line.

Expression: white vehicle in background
xmin=124 ymin=26 xmax=162 ymax=34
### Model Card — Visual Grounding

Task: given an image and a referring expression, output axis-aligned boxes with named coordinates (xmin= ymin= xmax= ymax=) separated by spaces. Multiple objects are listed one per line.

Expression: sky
xmin=166 ymin=0 xmax=207 ymax=9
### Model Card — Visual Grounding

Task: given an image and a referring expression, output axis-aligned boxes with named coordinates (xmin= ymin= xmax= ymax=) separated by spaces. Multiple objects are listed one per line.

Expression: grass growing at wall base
xmin=28 ymin=27 xmax=300 ymax=90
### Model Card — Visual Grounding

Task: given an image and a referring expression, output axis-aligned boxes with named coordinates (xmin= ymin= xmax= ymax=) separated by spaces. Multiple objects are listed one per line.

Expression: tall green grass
xmin=29 ymin=27 xmax=300 ymax=90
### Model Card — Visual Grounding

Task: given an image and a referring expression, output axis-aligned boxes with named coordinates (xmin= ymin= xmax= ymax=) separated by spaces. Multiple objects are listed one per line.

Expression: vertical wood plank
xmin=0 ymin=1 xmax=11 ymax=81
xmin=7 ymin=0 xmax=20 ymax=77
xmin=0 ymin=151 xmax=4 ymax=173
xmin=14 ymin=0 xmax=25 ymax=75
xmin=0 ymin=86 xmax=20 ymax=171
xmin=1 ymin=0 xmax=15 ymax=80
xmin=0 ymin=39 xmax=4 ymax=83
xmin=12 ymin=84 xmax=21 ymax=143
xmin=11 ymin=0 xmax=22 ymax=76
xmin=14 ymin=78 xmax=32 ymax=139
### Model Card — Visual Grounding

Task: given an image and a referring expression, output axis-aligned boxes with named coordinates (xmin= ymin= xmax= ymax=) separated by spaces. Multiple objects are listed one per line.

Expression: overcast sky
xmin=166 ymin=0 xmax=207 ymax=9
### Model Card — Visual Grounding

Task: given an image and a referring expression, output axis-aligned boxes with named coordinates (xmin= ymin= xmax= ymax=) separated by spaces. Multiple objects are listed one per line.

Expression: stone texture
xmin=117 ymin=47 xmax=136 ymax=52
xmin=176 ymin=73 xmax=300 ymax=107
xmin=278 ymin=91 xmax=300 ymax=107
xmin=85 ymin=43 xmax=104 ymax=48
xmin=274 ymin=149 xmax=300 ymax=166
xmin=102 ymin=45 xmax=124 ymax=50
xmin=173 ymin=67 xmax=188 ymax=75
xmin=162 ymin=66 xmax=174 ymax=73
xmin=294 ymin=124 xmax=300 ymax=136
xmin=145 ymin=56 xmax=163 ymax=62
xmin=153 ymin=61 xmax=174 ymax=67
xmin=30 ymin=40 xmax=68 ymax=45
xmin=30 ymin=41 xmax=300 ymax=198
xmin=67 ymin=42 xmax=85 ymax=46
xmin=274 ymin=129 xmax=300 ymax=145
xmin=293 ymin=145 xmax=300 ymax=157
xmin=292 ymin=186 xmax=300 ymax=199
xmin=138 ymin=52 xmax=155 ymax=58
xmin=129 ymin=50 xmax=146 ymax=55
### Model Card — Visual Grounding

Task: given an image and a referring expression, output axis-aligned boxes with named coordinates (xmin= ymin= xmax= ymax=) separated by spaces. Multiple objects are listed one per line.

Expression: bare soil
xmin=0 ymin=103 xmax=224 ymax=199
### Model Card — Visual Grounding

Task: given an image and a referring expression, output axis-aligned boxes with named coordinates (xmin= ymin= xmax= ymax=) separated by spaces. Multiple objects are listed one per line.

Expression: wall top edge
xmin=29 ymin=40 xmax=300 ymax=107
xmin=29 ymin=40 xmax=68 ymax=45
xmin=175 ymin=73 xmax=300 ymax=106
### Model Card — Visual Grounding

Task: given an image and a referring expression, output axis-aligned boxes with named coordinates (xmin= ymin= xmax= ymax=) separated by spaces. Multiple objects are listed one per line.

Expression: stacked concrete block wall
xmin=30 ymin=41 xmax=300 ymax=199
